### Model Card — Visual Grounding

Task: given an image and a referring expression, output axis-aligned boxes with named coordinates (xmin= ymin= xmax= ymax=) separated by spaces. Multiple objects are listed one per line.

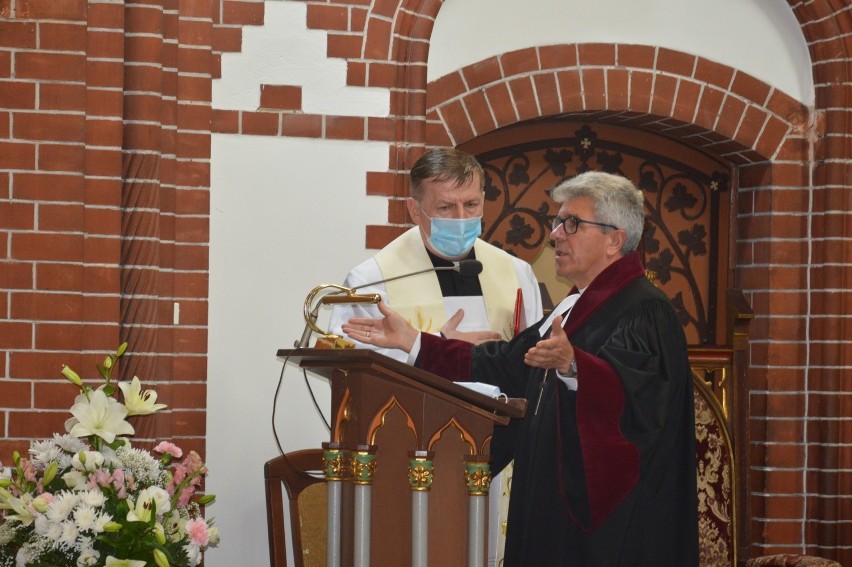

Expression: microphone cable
xmin=302 ymin=367 xmax=331 ymax=433
xmin=271 ymin=352 xmax=331 ymax=456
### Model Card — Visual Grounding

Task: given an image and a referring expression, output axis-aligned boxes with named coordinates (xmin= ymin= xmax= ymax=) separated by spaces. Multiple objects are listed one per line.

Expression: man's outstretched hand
xmin=342 ymin=301 xmax=419 ymax=352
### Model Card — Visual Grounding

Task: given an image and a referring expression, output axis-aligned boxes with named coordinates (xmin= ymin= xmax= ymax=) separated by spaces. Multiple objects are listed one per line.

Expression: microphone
xmin=295 ymin=259 xmax=484 ymax=348
xmin=349 ymin=259 xmax=484 ymax=292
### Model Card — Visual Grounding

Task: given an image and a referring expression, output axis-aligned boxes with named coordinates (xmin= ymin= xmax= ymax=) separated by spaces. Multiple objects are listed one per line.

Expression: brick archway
xmin=424 ymin=44 xmax=805 ymax=161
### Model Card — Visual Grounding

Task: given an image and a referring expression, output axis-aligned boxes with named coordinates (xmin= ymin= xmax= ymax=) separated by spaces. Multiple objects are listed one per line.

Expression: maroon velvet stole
xmin=558 ymin=252 xmax=644 ymax=531
xmin=418 ymin=328 xmax=474 ymax=377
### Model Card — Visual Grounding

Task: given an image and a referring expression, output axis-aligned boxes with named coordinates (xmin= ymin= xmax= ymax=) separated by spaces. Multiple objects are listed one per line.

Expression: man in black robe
xmin=343 ymin=171 xmax=699 ymax=566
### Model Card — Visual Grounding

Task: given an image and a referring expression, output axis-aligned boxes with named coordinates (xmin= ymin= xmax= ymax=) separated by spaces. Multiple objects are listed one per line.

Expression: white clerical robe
xmin=327 ymin=227 xmax=542 ymax=362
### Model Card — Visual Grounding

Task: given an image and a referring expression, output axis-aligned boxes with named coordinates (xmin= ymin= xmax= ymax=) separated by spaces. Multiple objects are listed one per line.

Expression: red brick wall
xmin=1 ymin=0 xmax=849 ymax=562
xmin=0 ymin=0 xmax=220 ymax=460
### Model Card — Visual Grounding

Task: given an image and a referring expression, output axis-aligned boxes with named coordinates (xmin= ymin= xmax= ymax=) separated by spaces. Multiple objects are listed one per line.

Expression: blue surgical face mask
xmin=422 ymin=211 xmax=482 ymax=258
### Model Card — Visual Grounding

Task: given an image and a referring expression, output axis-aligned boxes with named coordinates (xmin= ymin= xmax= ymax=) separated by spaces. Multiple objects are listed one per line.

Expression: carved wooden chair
xmin=746 ymin=555 xmax=842 ymax=567
xmin=265 ymin=449 xmax=327 ymax=567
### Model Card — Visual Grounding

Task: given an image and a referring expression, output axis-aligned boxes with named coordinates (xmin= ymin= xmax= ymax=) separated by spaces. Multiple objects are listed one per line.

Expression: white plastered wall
xmin=207 ymin=1 xmax=811 ymax=565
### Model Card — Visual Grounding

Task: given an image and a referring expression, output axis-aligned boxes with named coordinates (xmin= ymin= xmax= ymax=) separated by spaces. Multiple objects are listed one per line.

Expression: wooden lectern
xmin=277 ymin=348 xmax=527 ymax=567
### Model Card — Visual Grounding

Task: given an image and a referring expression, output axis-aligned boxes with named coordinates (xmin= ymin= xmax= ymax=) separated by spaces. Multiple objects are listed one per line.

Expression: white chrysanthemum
xmin=98 ymin=445 xmax=119 ymax=467
xmin=77 ymin=535 xmax=93 ymax=552
xmin=53 ymin=433 xmax=87 ymax=454
xmin=55 ymin=453 xmax=74 ymax=470
xmin=28 ymin=439 xmax=63 ymax=469
xmin=184 ymin=543 xmax=202 ymax=567
xmin=114 ymin=445 xmax=162 ymax=485
xmin=74 ymin=504 xmax=97 ymax=532
xmin=59 ymin=519 xmax=80 ymax=550
xmin=46 ymin=492 xmax=80 ymax=523
xmin=33 ymin=514 xmax=50 ymax=535
xmin=81 ymin=488 xmax=105 ymax=508
xmin=93 ymin=511 xmax=113 ymax=533
xmin=77 ymin=547 xmax=100 ymax=567
xmin=42 ymin=519 xmax=63 ymax=544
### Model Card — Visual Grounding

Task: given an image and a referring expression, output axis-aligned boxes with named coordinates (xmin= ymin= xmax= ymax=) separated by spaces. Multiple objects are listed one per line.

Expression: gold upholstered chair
xmin=694 ymin=373 xmax=737 ymax=567
xmin=264 ymin=449 xmax=327 ymax=567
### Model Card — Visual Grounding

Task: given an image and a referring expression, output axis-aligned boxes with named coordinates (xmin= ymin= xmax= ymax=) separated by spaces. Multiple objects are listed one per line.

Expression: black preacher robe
xmin=417 ymin=252 xmax=699 ymax=566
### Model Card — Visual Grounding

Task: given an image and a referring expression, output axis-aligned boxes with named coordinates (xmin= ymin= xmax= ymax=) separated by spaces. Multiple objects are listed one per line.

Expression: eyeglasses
xmin=551 ymin=214 xmax=618 ymax=234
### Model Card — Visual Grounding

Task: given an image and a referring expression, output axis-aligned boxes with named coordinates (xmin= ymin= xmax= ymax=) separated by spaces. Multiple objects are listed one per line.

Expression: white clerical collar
xmin=538 ymin=288 xmax=585 ymax=336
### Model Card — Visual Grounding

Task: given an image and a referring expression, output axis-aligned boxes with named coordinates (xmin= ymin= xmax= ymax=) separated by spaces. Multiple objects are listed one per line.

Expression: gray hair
xmin=409 ymin=148 xmax=484 ymax=202
xmin=550 ymin=171 xmax=645 ymax=253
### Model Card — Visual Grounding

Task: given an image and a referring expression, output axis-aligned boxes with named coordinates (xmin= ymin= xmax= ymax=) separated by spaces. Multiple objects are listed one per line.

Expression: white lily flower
xmin=0 ymin=490 xmax=35 ymax=526
xmin=118 ymin=377 xmax=167 ymax=416
xmin=67 ymin=389 xmax=134 ymax=444
xmin=127 ymin=486 xmax=171 ymax=523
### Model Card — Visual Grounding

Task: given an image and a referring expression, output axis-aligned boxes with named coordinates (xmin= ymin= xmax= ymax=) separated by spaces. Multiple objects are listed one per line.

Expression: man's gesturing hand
xmin=523 ymin=315 xmax=574 ymax=374
xmin=342 ymin=301 xmax=420 ymax=352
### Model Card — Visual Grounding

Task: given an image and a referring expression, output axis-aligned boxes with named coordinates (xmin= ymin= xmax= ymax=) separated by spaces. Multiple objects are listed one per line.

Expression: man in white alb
xmin=328 ymin=147 xmax=543 ymax=567
xmin=328 ymin=147 xmax=542 ymax=359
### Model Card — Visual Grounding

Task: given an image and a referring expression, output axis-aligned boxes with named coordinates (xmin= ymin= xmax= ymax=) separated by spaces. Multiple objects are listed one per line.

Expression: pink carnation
xmin=185 ymin=517 xmax=210 ymax=547
xmin=154 ymin=441 xmax=183 ymax=459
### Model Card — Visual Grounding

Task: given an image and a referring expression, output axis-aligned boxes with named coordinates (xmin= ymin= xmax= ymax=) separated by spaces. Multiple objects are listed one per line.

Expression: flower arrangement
xmin=0 ymin=343 xmax=219 ymax=567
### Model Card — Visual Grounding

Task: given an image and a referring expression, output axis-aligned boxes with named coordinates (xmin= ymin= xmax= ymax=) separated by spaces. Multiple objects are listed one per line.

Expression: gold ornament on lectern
xmin=297 ymin=283 xmax=380 ymax=349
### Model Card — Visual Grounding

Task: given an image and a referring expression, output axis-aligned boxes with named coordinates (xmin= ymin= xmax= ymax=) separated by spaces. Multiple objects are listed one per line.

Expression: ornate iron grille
xmin=473 ymin=123 xmax=731 ymax=345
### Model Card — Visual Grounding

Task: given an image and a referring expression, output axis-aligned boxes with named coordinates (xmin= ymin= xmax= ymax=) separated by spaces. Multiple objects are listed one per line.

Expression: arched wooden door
xmin=462 ymin=120 xmax=734 ymax=347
